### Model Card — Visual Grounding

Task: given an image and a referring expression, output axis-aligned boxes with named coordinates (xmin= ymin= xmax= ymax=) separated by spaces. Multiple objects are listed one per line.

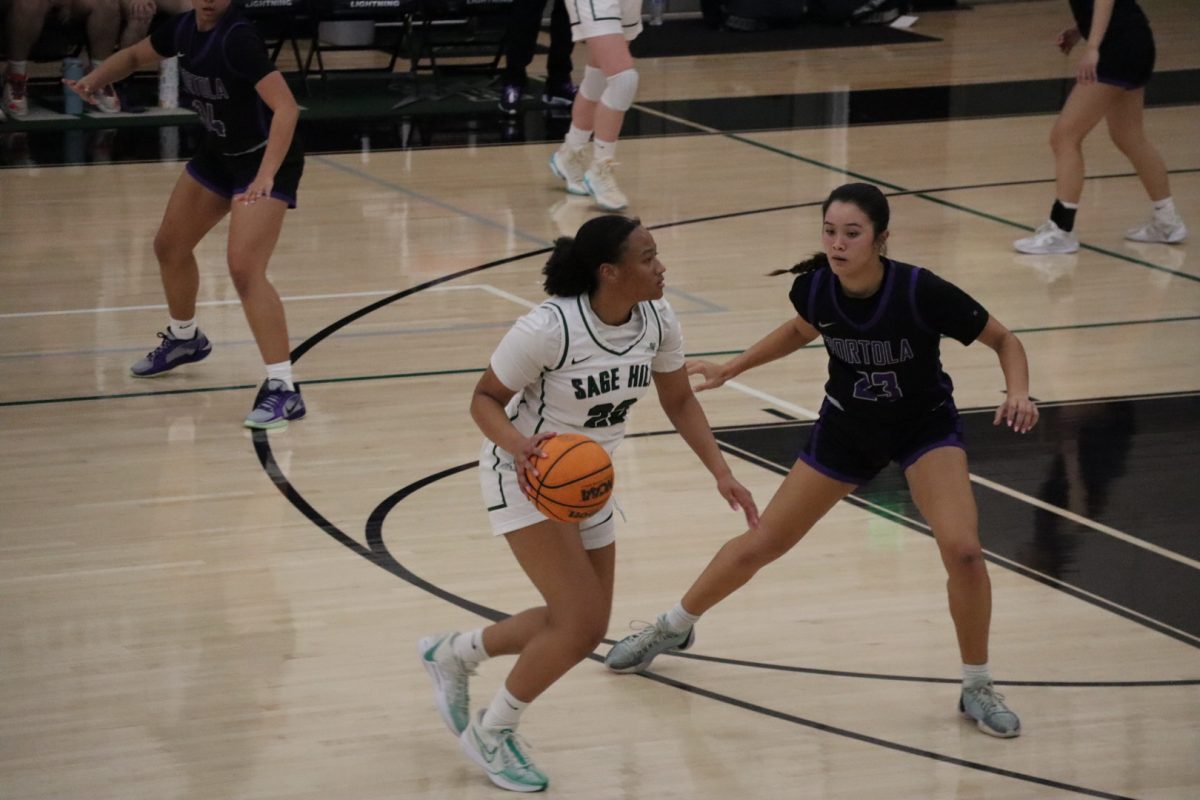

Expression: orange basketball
xmin=524 ymin=433 xmax=614 ymax=523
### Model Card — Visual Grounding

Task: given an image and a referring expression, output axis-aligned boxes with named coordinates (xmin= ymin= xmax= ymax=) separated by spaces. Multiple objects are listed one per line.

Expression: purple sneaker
xmin=130 ymin=330 xmax=212 ymax=377
xmin=541 ymin=79 xmax=577 ymax=107
xmin=498 ymin=82 xmax=522 ymax=115
xmin=244 ymin=379 xmax=306 ymax=430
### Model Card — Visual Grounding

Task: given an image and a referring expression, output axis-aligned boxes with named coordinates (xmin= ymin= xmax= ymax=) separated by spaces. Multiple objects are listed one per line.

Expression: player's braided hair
xmin=544 ymin=215 xmax=642 ymax=297
xmin=770 ymin=183 xmax=890 ymax=276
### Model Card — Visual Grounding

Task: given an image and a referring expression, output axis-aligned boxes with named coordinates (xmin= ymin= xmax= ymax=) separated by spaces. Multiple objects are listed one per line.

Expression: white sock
xmin=664 ymin=602 xmax=699 ymax=634
xmin=8 ymin=61 xmax=28 ymax=76
xmin=451 ymin=628 xmax=489 ymax=668
xmin=168 ymin=317 xmax=196 ymax=339
xmin=1057 ymin=199 xmax=1079 ymax=210
xmin=265 ymin=361 xmax=294 ymax=390
xmin=481 ymin=685 xmax=528 ymax=731
xmin=1152 ymin=196 xmax=1179 ymax=223
xmin=565 ymin=125 xmax=591 ymax=150
xmin=962 ymin=662 xmax=991 ymax=688
xmin=592 ymin=138 xmax=617 ymax=163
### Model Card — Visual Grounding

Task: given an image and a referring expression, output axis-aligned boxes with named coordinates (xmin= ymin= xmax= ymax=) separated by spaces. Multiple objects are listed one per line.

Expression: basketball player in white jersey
xmin=547 ymin=0 xmax=644 ymax=210
xmin=417 ymin=215 xmax=759 ymax=792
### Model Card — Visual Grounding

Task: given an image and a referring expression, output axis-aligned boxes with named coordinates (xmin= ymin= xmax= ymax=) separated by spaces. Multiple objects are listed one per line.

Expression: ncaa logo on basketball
xmin=580 ymin=477 xmax=613 ymax=502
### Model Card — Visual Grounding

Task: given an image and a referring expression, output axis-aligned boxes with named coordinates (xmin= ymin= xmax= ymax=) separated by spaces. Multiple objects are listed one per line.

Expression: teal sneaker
xmin=603 ymin=613 xmax=695 ymax=674
xmin=459 ymin=710 xmax=549 ymax=793
xmin=959 ymin=682 xmax=1021 ymax=738
xmin=417 ymin=633 xmax=474 ymax=735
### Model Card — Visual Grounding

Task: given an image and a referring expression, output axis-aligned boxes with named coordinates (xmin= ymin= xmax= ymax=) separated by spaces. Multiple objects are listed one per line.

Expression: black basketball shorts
xmin=186 ymin=140 xmax=304 ymax=208
xmin=798 ymin=398 xmax=965 ymax=486
xmin=1097 ymin=27 xmax=1155 ymax=89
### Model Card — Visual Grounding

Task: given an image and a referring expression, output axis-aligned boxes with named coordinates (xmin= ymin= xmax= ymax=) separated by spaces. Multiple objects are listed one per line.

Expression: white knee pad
xmin=599 ymin=69 xmax=639 ymax=112
xmin=579 ymin=66 xmax=607 ymax=102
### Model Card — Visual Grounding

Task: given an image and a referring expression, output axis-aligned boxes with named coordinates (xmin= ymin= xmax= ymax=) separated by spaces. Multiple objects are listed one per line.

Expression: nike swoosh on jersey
xmin=571 ymin=355 xmax=593 ymax=364
xmin=818 ymin=321 xmax=835 ymax=328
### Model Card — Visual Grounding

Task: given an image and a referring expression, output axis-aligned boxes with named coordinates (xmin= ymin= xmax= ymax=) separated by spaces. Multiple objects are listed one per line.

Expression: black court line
xmin=6 ymin=313 xmax=1200 ymax=408
xmin=638 ymin=69 xmax=1200 ymax=133
xmin=245 ymin=444 xmax=1145 ymax=800
xmin=237 ymin=249 xmax=1194 ymax=799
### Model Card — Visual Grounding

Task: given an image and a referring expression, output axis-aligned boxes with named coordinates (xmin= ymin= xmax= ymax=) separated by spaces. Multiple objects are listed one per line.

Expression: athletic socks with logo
xmin=451 ymin=628 xmax=489 ymax=669
xmin=266 ymin=361 xmax=295 ymax=391
xmin=169 ymin=318 xmax=197 ymax=340
xmin=481 ymin=685 xmax=528 ymax=731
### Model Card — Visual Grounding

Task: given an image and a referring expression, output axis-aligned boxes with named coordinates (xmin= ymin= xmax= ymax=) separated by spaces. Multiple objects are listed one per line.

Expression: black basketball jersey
xmin=150 ymin=10 xmax=279 ymax=155
xmin=789 ymin=259 xmax=989 ymax=421
xmin=1067 ymin=0 xmax=1150 ymax=41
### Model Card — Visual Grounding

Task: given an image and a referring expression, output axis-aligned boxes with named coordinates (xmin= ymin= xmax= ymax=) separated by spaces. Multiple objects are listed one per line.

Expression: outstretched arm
xmin=654 ymin=366 xmax=759 ymax=528
xmin=687 ymin=315 xmax=819 ymax=391
xmin=976 ymin=316 xmax=1039 ymax=433
xmin=64 ymin=38 xmax=162 ymax=104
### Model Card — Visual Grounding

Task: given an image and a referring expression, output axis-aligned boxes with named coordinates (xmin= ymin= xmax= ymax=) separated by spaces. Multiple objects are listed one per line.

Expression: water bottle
xmin=158 ymin=56 xmax=179 ymax=109
xmin=62 ymin=56 xmax=84 ymax=115
xmin=649 ymin=0 xmax=664 ymax=26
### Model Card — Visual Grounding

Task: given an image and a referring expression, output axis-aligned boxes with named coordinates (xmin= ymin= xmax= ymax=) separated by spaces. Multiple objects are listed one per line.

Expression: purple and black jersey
xmin=1067 ymin=0 xmax=1150 ymax=41
xmin=789 ymin=259 xmax=989 ymax=422
xmin=150 ymin=9 xmax=279 ymax=155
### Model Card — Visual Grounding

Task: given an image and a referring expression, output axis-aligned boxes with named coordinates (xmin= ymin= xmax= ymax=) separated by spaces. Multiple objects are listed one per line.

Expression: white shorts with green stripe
xmin=566 ymin=0 xmax=645 ymax=42
xmin=479 ymin=460 xmax=617 ymax=550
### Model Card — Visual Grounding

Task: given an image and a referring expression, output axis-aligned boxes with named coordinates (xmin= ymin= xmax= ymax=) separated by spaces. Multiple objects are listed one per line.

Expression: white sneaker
xmin=417 ymin=633 xmax=474 ymax=735
xmin=584 ymin=159 xmax=629 ymax=211
xmin=3 ymin=72 xmax=29 ymax=118
xmin=549 ymin=143 xmax=588 ymax=196
xmin=1124 ymin=217 xmax=1187 ymax=244
xmin=459 ymin=710 xmax=549 ymax=792
xmin=1014 ymin=220 xmax=1078 ymax=254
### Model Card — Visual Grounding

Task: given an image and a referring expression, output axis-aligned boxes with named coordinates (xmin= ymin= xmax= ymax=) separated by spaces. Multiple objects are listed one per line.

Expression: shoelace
xmin=253 ymin=382 xmax=290 ymax=413
xmin=621 ymin=618 xmax=671 ymax=655
xmin=497 ymin=729 xmax=538 ymax=771
xmin=968 ymin=684 xmax=1008 ymax=716
xmin=144 ymin=330 xmax=176 ymax=359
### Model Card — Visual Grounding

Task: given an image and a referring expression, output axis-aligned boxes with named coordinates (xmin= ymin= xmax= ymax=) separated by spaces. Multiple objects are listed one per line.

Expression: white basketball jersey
xmin=481 ymin=295 xmax=684 ymax=466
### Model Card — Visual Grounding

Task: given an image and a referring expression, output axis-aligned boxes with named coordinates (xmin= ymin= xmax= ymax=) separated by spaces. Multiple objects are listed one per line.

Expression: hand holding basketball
xmin=514 ymin=431 xmax=558 ymax=497
xmin=523 ymin=433 xmax=614 ymax=523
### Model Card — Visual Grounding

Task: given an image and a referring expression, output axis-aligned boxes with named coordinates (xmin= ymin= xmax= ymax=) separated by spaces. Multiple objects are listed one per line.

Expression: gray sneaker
xmin=243 ymin=379 xmax=305 ymax=430
xmin=417 ymin=633 xmax=474 ymax=735
xmin=130 ymin=330 xmax=212 ymax=377
xmin=959 ymin=682 xmax=1021 ymax=738
xmin=603 ymin=614 xmax=694 ymax=674
xmin=459 ymin=709 xmax=549 ymax=793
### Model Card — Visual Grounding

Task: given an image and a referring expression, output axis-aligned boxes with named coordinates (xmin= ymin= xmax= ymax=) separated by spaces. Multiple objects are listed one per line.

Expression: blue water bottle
xmin=62 ymin=56 xmax=85 ymax=115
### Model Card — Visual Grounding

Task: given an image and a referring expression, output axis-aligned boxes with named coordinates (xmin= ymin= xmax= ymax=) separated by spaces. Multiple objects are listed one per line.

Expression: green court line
xmin=4 ymin=315 xmax=1198 ymax=408
xmin=723 ymin=132 xmax=1200 ymax=283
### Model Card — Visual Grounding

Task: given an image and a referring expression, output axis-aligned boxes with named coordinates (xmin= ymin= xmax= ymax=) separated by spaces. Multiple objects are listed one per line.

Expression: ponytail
xmin=768 ymin=252 xmax=828 ymax=277
xmin=542 ymin=215 xmax=641 ymax=297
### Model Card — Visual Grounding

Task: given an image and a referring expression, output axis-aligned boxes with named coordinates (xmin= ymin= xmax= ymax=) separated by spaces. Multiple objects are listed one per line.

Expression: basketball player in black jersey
xmin=65 ymin=0 xmax=307 ymax=429
xmin=607 ymin=183 xmax=1038 ymax=738
xmin=1014 ymin=0 xmax=1186 ymax=254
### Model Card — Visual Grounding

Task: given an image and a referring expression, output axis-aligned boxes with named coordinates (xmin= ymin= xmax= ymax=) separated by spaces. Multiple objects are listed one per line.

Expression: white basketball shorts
xmin=566 ymin=0 xmax=644 ymax=42
xmin=479 ymin=461 xmax=617 ymax=550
